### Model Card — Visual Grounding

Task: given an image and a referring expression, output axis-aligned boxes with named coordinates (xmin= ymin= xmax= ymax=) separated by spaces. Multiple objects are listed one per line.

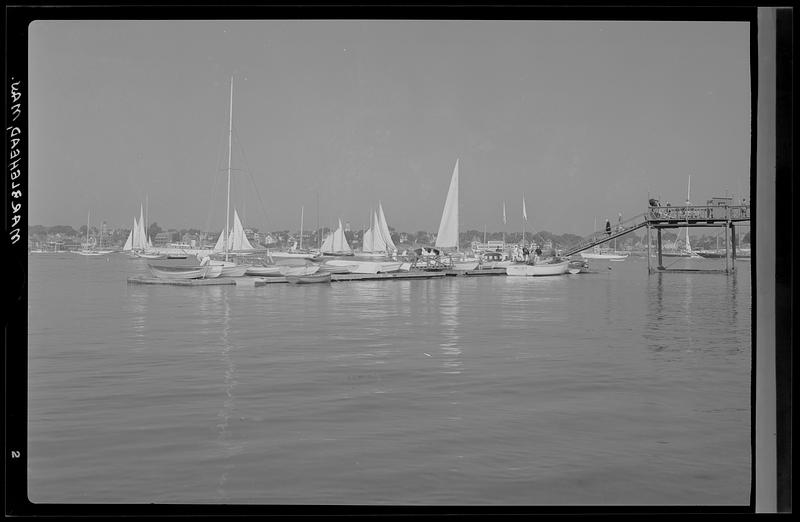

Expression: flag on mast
xmin=503 ymin=201 xmax=507 ymax=225
xmin=522 ymin=195 xmax=527 ymax=222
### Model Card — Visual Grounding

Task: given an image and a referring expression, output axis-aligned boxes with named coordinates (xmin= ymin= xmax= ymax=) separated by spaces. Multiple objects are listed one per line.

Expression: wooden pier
xmin=562 ymin=202 xmax=750 ymax=274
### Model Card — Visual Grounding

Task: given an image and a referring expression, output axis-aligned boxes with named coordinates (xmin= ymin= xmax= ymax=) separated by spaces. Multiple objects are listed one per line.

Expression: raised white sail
xmin=321 ymin=219 xmax=351 ymax=254
xmin=435 ymin=159 xmax=459 ymax=249
xmin=122 ymin=217 xmax=136 ymax=251
xmin=362 ymin=211 xmax=387 ymax=253
xmin=362 ymin=224 xmax=375 ymax=252
xmin=376 ymin=202 xmax=396 ymax=252
xmin=228 ymin=208 xmax=255 ymax=251
xmin=133 ymin=205 xmax=148 ymax=251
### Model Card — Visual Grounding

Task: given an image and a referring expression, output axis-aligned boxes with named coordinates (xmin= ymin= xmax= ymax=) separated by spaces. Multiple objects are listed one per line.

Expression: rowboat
xmin=147 ymin=263 xmax=212 ymax=279
xmin=318 ymin=263 xmax=357 ymax=274
xmin=286 ymin=272 xmax=332 ymax=284
xmin=245 ymin=265 xmax=283 ymax=276
xmin=324 ymin=259 xmax=379 ymax=274
xmin=506 ymin=260 xmax=570 ymax=277
xmin=280 ymin=265 xmax=320 ymax=277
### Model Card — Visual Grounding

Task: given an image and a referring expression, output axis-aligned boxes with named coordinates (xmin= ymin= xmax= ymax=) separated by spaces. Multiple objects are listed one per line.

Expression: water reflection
xmin=215 ymin=288 xmax=243 ymax=499
xmin=644 ymin=270 xmax=750 ymax=358
xmin=439 ymin=280 xmax=462 ymax=375
xmin=125 ymin=287 xmax=149 ymax=348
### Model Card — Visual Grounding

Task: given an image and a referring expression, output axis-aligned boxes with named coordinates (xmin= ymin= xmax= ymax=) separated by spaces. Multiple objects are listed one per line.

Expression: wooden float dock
xmin=128 ymin=270 xmax=449 ymax=287
xmin=654 ymin=267 xmax=736 ymax=274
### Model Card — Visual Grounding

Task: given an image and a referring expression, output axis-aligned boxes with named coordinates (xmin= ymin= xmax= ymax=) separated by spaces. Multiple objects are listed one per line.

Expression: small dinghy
xmin=286 ymin=272 xmax=332 ymax=284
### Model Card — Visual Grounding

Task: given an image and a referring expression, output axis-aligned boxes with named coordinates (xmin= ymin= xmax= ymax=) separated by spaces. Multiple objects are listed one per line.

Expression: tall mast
xmin=225 ymin=76 xmax=234 ymax=261
xmin=299 ymin=206 xmax=304 ymax=250
xmin=316 ymin=192 xmax=320 ymax=250
xmin=685 ymin=175 xmax=691 ymax=250
xmin=522 ymin=193 xmax=526 ymax=248
xmin=145 ymin=194 xmax=149 ymax=244
xmin=86 ymin=210 xmax=90 ymax=247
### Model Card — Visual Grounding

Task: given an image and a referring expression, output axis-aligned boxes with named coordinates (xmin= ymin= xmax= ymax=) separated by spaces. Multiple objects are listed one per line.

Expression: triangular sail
xmin=368 ymin=211 xmax=387 ymax=252
xmin=130 ymin=217 xmax=139 ymax=251
xmin=122 ymin=217 xmax=135 ymax=251
xmin=376 ymin=202 xmax=396 ymax=252
xmin=362 ymin=226 xmax=375 ymax=252
xmin=137 ymin=215 xmax=148 ymax=250
xmin=333 ymin=219 xmax=351 ymax=253
xmin=323 ymin=219 xmax=351 ymax=253
xmin=321 ymin=230 xmax=334 ymax=252
xmin=435 ymin=159 xmax=459 ymax=249
xmin=213 ymin=228 xmax=227 ymax=252
xmin=228 ymin=209 xmax=255 ymax=251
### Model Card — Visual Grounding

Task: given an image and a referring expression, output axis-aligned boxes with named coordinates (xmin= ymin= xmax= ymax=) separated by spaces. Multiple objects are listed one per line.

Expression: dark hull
xmin=286 ymin=273 xmax=332 ymax=284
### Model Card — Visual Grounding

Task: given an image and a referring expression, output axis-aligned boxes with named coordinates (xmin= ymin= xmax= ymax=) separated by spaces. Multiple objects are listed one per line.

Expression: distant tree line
xmin=28 ymin=223 xmax=751 ymax=251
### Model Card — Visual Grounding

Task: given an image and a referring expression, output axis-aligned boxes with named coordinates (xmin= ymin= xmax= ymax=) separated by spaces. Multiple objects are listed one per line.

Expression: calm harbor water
xmin=26 ymin=253 xmax=751 ymax=505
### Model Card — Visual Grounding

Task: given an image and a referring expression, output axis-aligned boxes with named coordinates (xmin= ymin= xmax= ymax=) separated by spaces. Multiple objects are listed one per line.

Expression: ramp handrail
xmin=563 ymin=212 xmax=649 ymax=257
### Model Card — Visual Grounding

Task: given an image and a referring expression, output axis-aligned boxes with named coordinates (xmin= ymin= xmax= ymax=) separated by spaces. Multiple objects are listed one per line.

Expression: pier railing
xmin=563 ymin=204 xmax=751 ymax=257
xmin=646 ymin=204 xmax=750 ymax=223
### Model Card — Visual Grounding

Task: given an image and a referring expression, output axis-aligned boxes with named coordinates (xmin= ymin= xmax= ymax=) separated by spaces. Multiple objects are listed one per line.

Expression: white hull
xmin=318 ymin=264 xmax=356 ymax=274
xmin=377 ymin=261 xmax=403 ymax=273
xmin=245 ymin=265 xmax=283 ymax=276
xmin=280 ymin=265 xmax=320 ymax=276
xmin=451 ymin=260 xmax=479 ymax=271
xmin=148 ymin=264 xmax=212 ymax=279
xmin=209 ymin=260 xmax=249 ymax=277
xmin=270 ymin=251 xmax=322 ymax=261
xmin=580 ymin=252 xmax=629 ymax=261
xmin=325 ymin=259 xmax=379 ymax=274
xmin=506 ymin=261 xmax=569 ymax=276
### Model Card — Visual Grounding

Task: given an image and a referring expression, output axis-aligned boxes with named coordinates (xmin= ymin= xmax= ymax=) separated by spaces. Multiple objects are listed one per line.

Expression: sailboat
xmin=208 ymin=76 xmax=254 ymax=277
xmin=662 ymin=176 xmax=701 ymax=258
xmin=435 ymin=159 xmax=459 ymax=251
xmin=76 ymin=210 xmax=105 ymax=256
xmin=320 ymin=218 xmax=353 ymax=256
xmin=430 ymin=159 xmax=478 ymax=270
xmin=271 ymin=206 xmax=322 ymax=260
xmin=360 ymin=202 xmax=397 ymax=257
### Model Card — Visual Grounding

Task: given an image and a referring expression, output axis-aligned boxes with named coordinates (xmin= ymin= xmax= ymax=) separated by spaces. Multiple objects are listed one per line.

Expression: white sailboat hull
xmin=580 ymin=252 xmax=629 ymax=261
xmin=245 ymin=265 xmax=283 ymax=276
xmin=451 ymin=260 xmax=479 ymax=271
xmin=506 ymin=261 xmax=569 ymax=276
xmin=280 ymin=265 xmax=321 ymax=276
xmin=148 ymin=264 xmax=212 ymax=279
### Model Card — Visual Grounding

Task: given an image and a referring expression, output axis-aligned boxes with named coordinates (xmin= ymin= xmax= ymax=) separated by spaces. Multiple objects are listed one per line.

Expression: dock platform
xmin=128 ymin=270 xmax=448 ymax=287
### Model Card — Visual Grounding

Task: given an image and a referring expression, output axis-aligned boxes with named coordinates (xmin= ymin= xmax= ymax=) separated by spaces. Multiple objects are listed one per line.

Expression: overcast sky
xmin=29 ymin=19 xmax=751 ymax=235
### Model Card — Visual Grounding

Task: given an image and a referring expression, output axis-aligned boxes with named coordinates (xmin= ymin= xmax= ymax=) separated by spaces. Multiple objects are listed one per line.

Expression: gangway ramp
xmin=563 ymin=213 xmax=648 ymax=257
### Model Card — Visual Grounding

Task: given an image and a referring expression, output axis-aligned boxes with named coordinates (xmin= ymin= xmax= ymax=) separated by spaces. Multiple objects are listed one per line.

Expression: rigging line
xmin=202 ymin=115 xmax=230 ymax=241
xmin=231 ymin=124 xmax=270 ymax=233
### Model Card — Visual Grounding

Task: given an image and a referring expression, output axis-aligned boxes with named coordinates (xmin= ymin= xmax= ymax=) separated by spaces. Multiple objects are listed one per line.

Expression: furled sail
xmin=435 ymin=159 xmax=459 ymax=249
